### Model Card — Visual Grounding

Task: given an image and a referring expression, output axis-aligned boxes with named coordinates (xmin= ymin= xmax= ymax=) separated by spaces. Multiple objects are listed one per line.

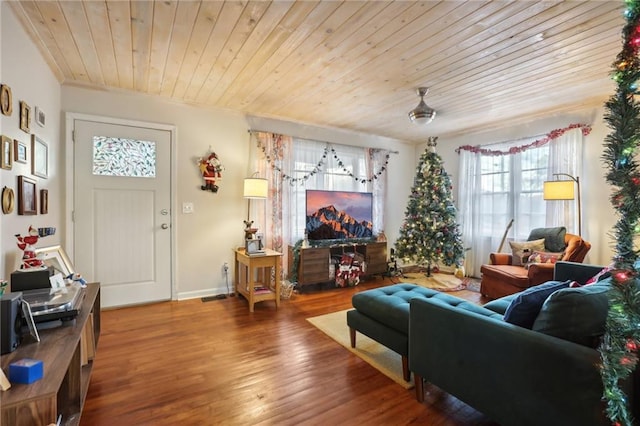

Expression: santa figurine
xmin=198 ymin=152 xmax=224 ymax=192
xmin=15 ymin=226 xmax=44 ymax=269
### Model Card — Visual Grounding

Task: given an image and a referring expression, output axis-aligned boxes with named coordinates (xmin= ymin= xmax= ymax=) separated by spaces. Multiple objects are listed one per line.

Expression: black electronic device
xmin=22 ymin=284 xmax=84 ymax=324
xmin=1 ymin=292 xmax=23 ymax=354
xmin=10 ymin=267 xmax=54 ymax=292
xmin=305 ymin=189 xmax=374 ymax=241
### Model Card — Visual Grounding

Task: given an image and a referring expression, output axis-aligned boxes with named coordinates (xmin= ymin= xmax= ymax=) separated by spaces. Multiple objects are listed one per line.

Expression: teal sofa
xmin=409 ymin=261 xmax=639 ymax=426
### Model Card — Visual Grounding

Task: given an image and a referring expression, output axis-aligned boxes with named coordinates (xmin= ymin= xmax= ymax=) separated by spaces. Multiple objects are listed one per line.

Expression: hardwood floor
xmin=81 ymin=276 xmax=498 ymax=426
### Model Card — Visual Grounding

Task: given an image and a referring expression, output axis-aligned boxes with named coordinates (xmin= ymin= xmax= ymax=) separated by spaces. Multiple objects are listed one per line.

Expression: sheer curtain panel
xmin=457 ymin=125 xmax=587 ymax=277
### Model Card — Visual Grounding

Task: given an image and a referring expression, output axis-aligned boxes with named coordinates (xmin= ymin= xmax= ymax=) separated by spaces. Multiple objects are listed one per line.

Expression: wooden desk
xmin=1 ymin=283 xmax=100 ymax=426
xmin=234 ymin=248 xmax=282 ymax=312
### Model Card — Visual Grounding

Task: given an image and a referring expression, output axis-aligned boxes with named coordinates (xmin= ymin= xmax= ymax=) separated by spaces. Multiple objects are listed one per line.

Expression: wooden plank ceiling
xmin=9 ymin=1 xmax=625 ymax=143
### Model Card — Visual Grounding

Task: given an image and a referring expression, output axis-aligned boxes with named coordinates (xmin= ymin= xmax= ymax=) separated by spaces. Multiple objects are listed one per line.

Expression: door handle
xmin=161 ymin=223 xmax=169 ymax=229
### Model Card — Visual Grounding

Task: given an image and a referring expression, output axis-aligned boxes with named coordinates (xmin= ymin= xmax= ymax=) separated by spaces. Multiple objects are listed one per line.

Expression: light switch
xmin=182 ymin=202 xmax=194 ymax=214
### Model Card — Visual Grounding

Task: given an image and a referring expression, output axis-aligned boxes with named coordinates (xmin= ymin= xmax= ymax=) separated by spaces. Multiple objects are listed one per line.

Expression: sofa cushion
xmin=526 ymin=251 xmax=564 ymax=267
xmin=351 ymin=283 xmax=461 ymax=334
xmin=503 ymin=280 xmax=571 ymax=328
xmin=528 ymin=227 xmax=567 ymax=252
xmin=482 ymin=294 xmax=517 ymax=315
xmin=509 ymin=238 xmax=546 ymax=266
xmin=532 ymin=282 xmax=610 ymax=347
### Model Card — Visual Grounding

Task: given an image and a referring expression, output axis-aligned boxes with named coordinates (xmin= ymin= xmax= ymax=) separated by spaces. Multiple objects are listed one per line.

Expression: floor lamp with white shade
xmin=543 ymin=173 xmax=581 ymax=236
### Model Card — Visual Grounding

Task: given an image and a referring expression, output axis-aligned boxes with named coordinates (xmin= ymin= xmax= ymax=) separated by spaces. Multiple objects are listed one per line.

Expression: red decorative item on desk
xmin=15 ymin=225 xmax=43 ymax=269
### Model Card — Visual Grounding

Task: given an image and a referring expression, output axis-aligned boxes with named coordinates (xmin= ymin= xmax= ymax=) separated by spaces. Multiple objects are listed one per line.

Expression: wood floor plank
xmin=80 ymin=276 xmax=497 ymax=425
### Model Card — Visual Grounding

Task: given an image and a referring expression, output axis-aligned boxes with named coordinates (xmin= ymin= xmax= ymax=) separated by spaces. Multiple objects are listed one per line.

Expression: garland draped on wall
xmin=455 ymin=123 xmax=592 ymax=156
xmin=598 ymin=1 xmax=640 ymax=424
xmin=252 ymin=131 xmax=390 ymax=185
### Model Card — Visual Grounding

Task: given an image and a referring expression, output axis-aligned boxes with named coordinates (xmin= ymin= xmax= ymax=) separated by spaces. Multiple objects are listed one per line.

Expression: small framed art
xmin=14 ymin=139 xmax=27 ymax=164
xmin=40 ymin=189 xmax=48 ymax=214
xmin=19 ymin=101 xmax=30 ymax=133
xmin=17 ymin=175 xmax=37 ymax=215
xmin=0 ymin=84 xmax=12 ymax=116
xmin=245 ymin=238 xmax=264 ymax=255
xmin=1 ymin=135 xmax=12 ymax=170
xmin=34 ymin=107 xmax=45 ymax=127
xmin=31 ymin=135 xmax=48 ymax=178
xmin=1 ymin=186 xmax=14 ymax=214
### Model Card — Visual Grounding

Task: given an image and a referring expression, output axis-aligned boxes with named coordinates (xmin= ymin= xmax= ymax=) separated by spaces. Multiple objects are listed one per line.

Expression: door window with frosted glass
xmin=92 ymin=136 xmax=156 ymax=178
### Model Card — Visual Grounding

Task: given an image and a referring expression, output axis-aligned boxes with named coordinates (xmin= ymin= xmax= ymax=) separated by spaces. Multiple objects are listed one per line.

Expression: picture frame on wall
xmin=1 ymin=135 xmax=12 ymax=170
xmin=40 ymin=189 xmax=48 ymax=214
xmin=35 ymin=106 xmax=45 ymax=127
xmin=0 ymin=84 xmax=12 ymax=116
xmin=14 ymin=139 xmax=27 ymax=164
xmin=2 ymin=186 xmax=15 ymax=214
xmin=245 ymin=238 xmax=264 ymax=255
xmin=17 ymin=175 xmax=37 ymax=215
xmin=31 ymin=134 xmax=48 ymax=178
xmin=19 ymin=101 xmax=30 ymax=133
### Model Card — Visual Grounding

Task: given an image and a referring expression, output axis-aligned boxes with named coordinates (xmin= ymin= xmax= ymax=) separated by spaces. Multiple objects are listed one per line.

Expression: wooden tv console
xmin=288 ymin=241 xmax=387 ymax=287
xmin=1 ymin=283 xmax=100 ymax=426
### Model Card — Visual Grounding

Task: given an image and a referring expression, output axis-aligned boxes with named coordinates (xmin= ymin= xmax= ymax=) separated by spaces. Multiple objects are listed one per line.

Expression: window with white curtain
xmin=286 ymin=139 xmax=372 ymax=242
xmin=478 ymin=144 xmax=549 ymax=239
xmin=458 ymin=125 xmax=586 ymax=278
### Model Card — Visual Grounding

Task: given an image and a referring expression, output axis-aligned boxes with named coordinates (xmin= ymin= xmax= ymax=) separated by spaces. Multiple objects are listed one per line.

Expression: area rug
xmin=306 ymin=309 xmax=413 ymax=389
xmin=463 ymin=276 xmax=481 ymax=293
xmin=398 ymin=272 xmax=467 ymax=292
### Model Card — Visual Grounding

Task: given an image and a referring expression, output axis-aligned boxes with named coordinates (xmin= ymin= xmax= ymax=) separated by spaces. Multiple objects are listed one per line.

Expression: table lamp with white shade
xmin=243 ymin=175 xmax=268 ymax=240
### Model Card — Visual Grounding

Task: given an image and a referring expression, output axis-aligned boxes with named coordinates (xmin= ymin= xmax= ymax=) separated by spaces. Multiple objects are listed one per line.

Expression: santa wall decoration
xmin=197 ymin=150 xmax=224 ymax=193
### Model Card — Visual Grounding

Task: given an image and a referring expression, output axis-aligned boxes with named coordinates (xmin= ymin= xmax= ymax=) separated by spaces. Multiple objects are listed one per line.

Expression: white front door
xmin=72 ymin=117 xmax=173 ymax=308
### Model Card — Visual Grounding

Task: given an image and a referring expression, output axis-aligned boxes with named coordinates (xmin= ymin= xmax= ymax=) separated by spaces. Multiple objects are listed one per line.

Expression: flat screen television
xmin=305 ymin=190 xmax=373 ymax=241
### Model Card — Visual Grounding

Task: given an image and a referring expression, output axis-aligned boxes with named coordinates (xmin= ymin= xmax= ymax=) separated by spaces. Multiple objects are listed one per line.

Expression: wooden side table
xmin=234 ymin=248 xmax=282 ymax=312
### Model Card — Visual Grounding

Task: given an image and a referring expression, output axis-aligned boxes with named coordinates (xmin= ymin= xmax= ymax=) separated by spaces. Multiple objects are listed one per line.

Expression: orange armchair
xmin=480 ymin=233 xmax=591 ymax=299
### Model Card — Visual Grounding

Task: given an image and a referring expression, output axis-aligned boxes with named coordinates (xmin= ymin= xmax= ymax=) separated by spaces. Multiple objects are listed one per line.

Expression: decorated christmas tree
xmin=394 ymin=137 xmax=465 ymax=275
xmin=599 ymin=1 xmax=640 ymax=424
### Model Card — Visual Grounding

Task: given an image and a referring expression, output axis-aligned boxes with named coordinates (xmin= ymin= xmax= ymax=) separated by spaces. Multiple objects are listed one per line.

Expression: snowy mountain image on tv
xmin=305 ymin=190 xmax=373 ymax=240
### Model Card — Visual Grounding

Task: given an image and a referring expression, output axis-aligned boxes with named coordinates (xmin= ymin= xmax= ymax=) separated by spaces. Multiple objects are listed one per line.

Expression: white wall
xmin=61 ymin=87 xmax=414 ymax=299
xmin=62 ymin=87 xmax=251 ymax=299
xmin=1 ymin=4 xmax=62 ymax=279
xmin=430 ymin=107 xmax=616 ymax=267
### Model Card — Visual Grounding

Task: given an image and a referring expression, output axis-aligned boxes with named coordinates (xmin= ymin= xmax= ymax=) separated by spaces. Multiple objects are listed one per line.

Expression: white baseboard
xmin=177 ymin=286 xmax=231 ymax=301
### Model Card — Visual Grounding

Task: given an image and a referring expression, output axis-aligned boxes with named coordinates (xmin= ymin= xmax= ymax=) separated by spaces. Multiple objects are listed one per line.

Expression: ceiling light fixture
xmin=408 ymin=87 xmax=436 ymax=124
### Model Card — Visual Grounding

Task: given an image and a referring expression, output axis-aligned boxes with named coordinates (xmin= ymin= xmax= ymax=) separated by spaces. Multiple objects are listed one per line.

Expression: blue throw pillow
xmin=503 ymin=280 xmax=572 ymax=329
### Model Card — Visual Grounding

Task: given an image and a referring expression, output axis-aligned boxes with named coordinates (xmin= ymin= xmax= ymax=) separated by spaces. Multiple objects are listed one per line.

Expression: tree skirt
xmin=399 ymin=272 xmax=467 ymax=292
